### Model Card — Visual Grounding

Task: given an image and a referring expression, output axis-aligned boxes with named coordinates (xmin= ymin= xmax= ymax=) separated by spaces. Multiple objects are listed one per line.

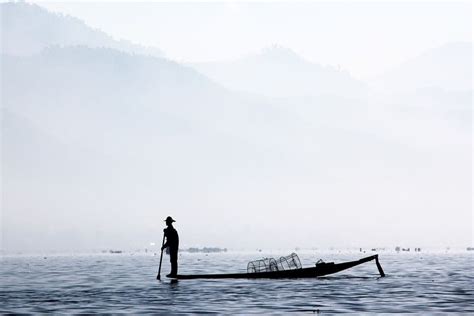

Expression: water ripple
xmin=1 ymin=252 xmax=473 ymax=313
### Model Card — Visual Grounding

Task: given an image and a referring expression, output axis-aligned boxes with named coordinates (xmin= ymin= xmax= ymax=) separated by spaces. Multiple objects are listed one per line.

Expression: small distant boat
xmin=172 ymin=254 xmax=385 ymax=280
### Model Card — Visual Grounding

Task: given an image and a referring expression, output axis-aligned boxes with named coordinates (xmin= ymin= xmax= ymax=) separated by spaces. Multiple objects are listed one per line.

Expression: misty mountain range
xmin=1 ymin=1 xmax=164 ymax=57
xmin=191 ymin=46 xmax=367 ymax=98
xmin=1 ymin=2 xmax=472 ymax=251
xmin=371 ymin=41 xmax=472 ymax=92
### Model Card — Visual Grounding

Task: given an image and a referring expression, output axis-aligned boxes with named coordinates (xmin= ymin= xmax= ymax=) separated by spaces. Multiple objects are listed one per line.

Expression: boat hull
xmin=174 ymin=254 xmax=384 ymax=280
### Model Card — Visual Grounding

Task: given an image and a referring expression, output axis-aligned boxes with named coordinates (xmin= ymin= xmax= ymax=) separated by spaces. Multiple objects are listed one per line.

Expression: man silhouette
xmin=161 ymin=216 xmax=179 ymax=277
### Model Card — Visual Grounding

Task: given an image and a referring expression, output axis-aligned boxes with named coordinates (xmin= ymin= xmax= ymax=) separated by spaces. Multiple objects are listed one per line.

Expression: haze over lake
xmin=1 ymin=1 xmax=472 ymax=254
xmin=1 ymin=1 xmax=473 ymax=314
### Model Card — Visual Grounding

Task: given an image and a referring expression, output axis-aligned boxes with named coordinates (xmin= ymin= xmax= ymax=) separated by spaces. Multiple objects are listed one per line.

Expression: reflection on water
xmin=1 ymin=251 xmax=473 ymax=313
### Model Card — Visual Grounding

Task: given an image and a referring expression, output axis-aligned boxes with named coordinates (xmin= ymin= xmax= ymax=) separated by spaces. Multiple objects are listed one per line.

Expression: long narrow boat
xmin=172 ymin=254 xmax=385 ymax=280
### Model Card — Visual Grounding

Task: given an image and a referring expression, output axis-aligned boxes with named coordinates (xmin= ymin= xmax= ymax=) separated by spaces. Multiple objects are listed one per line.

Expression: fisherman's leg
xmin=170 ymin=249 xmax=178 ymax=276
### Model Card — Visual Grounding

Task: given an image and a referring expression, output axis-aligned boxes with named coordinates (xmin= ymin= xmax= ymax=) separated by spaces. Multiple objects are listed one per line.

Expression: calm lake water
xmin=1 ymin=251 xmax=473 ymax=313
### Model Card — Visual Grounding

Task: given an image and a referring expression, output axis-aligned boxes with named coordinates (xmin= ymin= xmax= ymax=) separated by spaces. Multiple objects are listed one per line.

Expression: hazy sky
xmin=2 ymin=0 xmax=472 ymax=252
xmin=39 ymin=0 xmax=472 ymax=79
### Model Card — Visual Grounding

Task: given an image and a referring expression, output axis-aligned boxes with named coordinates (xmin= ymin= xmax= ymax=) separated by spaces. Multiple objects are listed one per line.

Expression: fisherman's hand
xmin=161 ymin=246 xmax=165 ymax=251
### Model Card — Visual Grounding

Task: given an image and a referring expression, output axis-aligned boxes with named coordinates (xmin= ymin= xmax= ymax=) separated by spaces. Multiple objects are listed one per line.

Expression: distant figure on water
xmin=162 ymin=216 xmax=179 ymax=277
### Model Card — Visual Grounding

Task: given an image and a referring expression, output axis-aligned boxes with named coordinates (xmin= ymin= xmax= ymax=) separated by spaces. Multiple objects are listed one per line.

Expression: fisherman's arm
xmin=161 ymin=228 xmax=168 ymax=250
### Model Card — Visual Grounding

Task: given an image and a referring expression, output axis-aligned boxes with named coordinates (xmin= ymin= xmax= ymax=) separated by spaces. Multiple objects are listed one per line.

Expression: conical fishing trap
xmin=247 ymin=253 xmax=302 ymax=273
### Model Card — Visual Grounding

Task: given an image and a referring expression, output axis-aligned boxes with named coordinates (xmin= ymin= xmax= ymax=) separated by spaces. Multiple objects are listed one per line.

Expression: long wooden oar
xmin=156 ymin=233 xmax=166 ymax=280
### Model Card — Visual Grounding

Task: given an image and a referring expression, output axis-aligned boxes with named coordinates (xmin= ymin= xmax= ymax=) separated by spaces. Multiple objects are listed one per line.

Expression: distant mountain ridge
xmin=0 ymin=2 xmax=164 ymax=57
xmin=370 ymin=42 xmax=472 ymax=92
xmin=191 ymin=45 xmax=367 ymax=99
